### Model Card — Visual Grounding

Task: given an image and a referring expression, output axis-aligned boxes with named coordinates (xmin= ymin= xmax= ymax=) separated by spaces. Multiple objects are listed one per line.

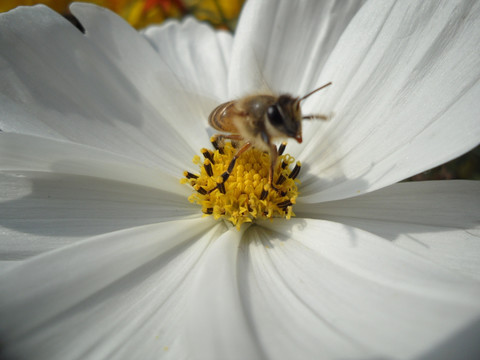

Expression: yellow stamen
xmin=182 ymin=142 xmax=300 ymax=230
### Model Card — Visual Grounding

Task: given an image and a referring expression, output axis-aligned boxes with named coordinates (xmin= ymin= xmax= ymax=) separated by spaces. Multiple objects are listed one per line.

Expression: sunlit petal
xmin=187 ymin=226 xmax=265 ymax=359
xmin=297 ymin=180 xmax=480 ymax=280
xmin=297 ymin=0 xmax=480 ymax=202
xmin=143 ymin=17 xmax=233 ymax=108
xmin=0 ymin=133 xmax=188 ymax=189
xmin=0 ymin=170 xmax=196 ymax=260
xmin=257 ymin=219 xmax=480 ymax=359
xmin=0 ymin=4 xmax=210 ymax=162
xmin=0 ymin=219 xmax=220 ymax=360
xmin=229 ymin=0 xmax=365 ymax=97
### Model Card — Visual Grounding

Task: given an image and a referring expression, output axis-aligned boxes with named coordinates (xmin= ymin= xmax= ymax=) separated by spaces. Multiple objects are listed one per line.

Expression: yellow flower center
xmin=181 ymin=141 xmax=301 ymax=229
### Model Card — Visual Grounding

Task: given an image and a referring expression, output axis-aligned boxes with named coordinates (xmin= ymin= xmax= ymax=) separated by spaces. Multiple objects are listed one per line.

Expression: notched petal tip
xmin=63 ymin=13 xmax=85 ymax=34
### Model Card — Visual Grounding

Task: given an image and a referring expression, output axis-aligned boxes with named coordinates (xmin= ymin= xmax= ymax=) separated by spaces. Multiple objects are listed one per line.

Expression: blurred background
xmin=0 ymin=0 xmax=244 ymax=30
xmin=1 ymin=0 xmax=478 ymax=181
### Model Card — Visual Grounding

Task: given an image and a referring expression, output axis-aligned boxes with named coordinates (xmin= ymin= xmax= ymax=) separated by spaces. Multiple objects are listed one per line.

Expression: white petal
xmin=187 ymin=226 xmax=265 ymax=359
xmin=0 ymin=170 xmax=197 ymax=261
xmin=257 ymin=219 xmax=480 ymax=359
xmin=0 ymin=4 xmax=208 ymax=165
xmin=0 ymin=219 xmax=219 ymax=360
xmin=229 ymin=0 xmax=365 ymax=97
xmin=0 ymin=133 xmax=188 ymax=192
xmin=297 ymin=180 xmax=480 ymax=280
xmin=70 ymin=3 xmax=213 ymax=152
xmin=298 ymin=0 xmax=480 ymax=202
xmin=238 ymin=225 xmax=368 ymax=360
xmin=143 ymin=17 xmax=232 ymax=108
xmin=0 ymin=261 xmax=20 ymax=273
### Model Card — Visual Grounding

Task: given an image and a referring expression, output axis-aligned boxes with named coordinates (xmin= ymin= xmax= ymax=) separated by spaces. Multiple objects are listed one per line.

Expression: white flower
xmin=1 ymin=0 xmax=480 ymax=359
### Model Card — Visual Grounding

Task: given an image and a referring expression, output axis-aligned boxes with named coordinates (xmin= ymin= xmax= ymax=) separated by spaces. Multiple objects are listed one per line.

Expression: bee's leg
xmin=211 ymin=134 xmax=243 ymax=154
xmin=209 ymin=142 xmax=251 ymax=194
xmin=268 ymin=144 xmax=279 ymax=192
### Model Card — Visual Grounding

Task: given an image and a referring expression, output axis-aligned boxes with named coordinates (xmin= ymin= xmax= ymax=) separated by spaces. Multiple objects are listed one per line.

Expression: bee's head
xmin=266 ymin=82 xmax=332 ymax=144
xmin=267 ymin=95 xmax=303 ymax=143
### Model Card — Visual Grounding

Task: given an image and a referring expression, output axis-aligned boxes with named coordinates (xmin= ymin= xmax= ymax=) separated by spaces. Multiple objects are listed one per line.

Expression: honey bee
xmin=208 ymin=82 xmax=332 ymax=193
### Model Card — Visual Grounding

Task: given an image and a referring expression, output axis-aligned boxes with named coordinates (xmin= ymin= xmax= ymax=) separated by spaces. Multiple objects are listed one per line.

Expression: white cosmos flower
xmin=1 ymin=0 xmax=480 ymax=359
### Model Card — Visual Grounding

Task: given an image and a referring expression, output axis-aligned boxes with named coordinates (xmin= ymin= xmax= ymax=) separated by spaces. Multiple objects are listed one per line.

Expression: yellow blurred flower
xmin=0 ymin=0 xmax=72 ymax=13
xmin=184 ymin=0 xmax=243 ymax=30
xmin=0 ymin=0 xmax=244 ymax=29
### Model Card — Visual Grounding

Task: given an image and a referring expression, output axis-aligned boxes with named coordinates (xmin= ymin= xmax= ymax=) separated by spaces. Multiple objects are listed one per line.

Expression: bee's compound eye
xmin=267 ymin=105 xmax=283 ymax=125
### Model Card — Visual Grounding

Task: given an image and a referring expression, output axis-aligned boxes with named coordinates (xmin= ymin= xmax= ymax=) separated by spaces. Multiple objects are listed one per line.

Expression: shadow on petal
xmin=415 ymin=317 xmax=480 ymax=360
xmin=0 ymin=171 xmax=195 ymax=248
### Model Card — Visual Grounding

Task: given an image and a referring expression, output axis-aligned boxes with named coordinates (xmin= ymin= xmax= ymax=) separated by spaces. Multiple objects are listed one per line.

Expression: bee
xmin=208 ymin=82 xmax=332 ymax=193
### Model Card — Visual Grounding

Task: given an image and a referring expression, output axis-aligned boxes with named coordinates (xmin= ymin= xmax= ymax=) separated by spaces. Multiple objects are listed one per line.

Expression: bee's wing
xmin=208 ymin=100 xmax=242 ymax=133
xmin=229 ymin=44 xmax=275 ymax=98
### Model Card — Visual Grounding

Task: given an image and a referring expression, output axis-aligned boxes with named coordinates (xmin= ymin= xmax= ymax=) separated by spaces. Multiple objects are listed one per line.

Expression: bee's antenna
xmin=298 ymin=82 xmax=332 ymax=103
xmin=302 ymin=114 xmax=329 ymax=120
xmin=297 ymin=82 xmax=333 ymax=120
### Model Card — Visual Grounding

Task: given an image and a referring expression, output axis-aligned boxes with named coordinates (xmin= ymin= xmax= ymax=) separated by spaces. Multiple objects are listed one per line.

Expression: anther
xmin=204 ymin=160 xmax=213 ymax=177
xmin=184 ymin=171 xmax=198 ymax=179
xmin=260 ymin=188 xmax=268 ymax=200
xmin=220 ymin=171 xmax=229 ymax=183
xmin=281 ymin=161 xmax=288 ymax=169
xmin=277 ymin=200 xmax=293 ymax=208
xmin=289 ymin=162 xmax=301 ymax=179
xmin=211 ymin=137 xmax=224 ymax=154
xmin=201 ymin=148 xmax=215 ymax=164
xmin=204 ymin=208 xmax=213 ymax=215
xmin=276 ymin=174 xmax=287 ymax=185
xmin=278 ymin=142 xmax=287 ymax=156
xmin=218 ymin=182 xmax=226 ymax=194
xmin=196 ymin=186 xmax=207 ymax=195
